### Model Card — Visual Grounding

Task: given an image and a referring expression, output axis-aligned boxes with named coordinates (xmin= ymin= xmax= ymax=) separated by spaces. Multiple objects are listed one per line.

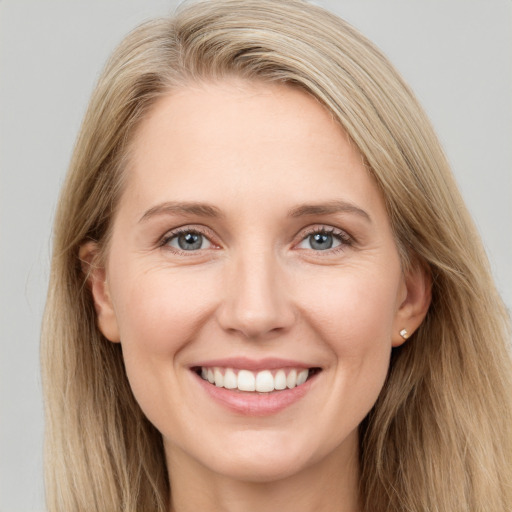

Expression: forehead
xmin=120 ymin=79 xmax=385 ymax=220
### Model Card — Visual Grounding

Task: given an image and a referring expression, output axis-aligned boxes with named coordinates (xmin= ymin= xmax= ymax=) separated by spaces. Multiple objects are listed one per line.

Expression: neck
xmin=165 ymin=432 xmax=361 ymax=512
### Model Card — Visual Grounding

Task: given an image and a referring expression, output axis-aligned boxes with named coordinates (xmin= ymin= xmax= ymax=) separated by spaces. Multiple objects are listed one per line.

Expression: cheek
xmin=108 ymin=265 xmax=220 ymax=403
xmin=113 ymin=267 xmax=216 ymax=350
xmin=298 ymin=262 xmax=401 ymax=348
xmin=296 ymin=263 xmax=401 ymax=404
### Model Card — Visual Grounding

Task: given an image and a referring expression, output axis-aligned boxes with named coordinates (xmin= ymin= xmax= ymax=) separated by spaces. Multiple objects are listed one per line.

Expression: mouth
xmin=192 ymin=366 xmax=322 ymax=393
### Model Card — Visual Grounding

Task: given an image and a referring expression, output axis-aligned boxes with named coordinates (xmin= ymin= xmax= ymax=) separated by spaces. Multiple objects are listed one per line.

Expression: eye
xmin=164 ymin=230 xmax=213 ymax=251
xmin=296 ymin=228 xmax=349 ymax=251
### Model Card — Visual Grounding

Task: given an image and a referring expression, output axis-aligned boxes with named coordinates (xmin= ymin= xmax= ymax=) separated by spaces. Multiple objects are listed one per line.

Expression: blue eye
xmin=166 ymin=231 xmax=212 ymax=251
xmin=297 ymin=230 xmax=345 ymax=251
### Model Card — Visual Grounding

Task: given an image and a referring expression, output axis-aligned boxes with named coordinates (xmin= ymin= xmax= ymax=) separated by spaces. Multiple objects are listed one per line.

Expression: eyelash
xmin=298 ymin=226 xmax=353 ymax=254
xmin=158 ymin=225 xmax=353 ymax=255
xmin=159 ymin=226 xmax=215 ymax=255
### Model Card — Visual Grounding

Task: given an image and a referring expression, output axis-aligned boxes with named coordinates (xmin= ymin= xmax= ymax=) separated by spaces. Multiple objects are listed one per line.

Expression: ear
xmin=392 ymin=259 xmax=431 ymax=347
xmin=79 ymin=241 xmax=121 ymax=343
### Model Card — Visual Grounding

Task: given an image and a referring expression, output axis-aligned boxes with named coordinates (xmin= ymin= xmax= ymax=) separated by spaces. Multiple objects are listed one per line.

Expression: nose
xmin=216 ymin=248 xmax=296 ymax=340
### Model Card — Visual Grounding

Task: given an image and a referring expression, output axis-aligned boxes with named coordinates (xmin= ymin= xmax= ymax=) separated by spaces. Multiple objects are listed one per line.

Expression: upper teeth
xmin=200 ymin=367 xmax=309 ymax=392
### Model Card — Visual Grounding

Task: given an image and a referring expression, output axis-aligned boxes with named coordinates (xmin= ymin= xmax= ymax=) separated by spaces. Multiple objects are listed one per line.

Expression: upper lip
xmin=191 ymin=357 xmax=318 ymax=372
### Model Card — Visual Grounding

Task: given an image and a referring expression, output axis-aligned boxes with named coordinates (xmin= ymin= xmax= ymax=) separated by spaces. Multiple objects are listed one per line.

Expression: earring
xmin=399 ymin=329 xmax=410 ymax=340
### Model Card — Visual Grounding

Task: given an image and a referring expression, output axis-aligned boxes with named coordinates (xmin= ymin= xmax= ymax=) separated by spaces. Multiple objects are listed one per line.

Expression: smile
xmin=190 ymin=358 xmax=323 ymax=415
xmin=195 ymin=366 xmax=321 ymax=393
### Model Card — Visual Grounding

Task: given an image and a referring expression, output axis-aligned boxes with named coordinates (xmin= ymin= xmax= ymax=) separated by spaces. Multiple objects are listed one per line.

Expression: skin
xmin=83 ymin=80 xmax=430 ymax=512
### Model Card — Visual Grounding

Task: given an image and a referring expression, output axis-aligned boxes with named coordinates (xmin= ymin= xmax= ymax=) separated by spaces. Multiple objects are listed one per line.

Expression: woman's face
xmin=90 ymin=80 xmax=426 ymax=483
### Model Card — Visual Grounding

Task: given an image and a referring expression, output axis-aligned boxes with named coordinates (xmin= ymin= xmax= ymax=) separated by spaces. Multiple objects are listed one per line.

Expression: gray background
xmin=1 ymin=1 xmax=510 ymax=510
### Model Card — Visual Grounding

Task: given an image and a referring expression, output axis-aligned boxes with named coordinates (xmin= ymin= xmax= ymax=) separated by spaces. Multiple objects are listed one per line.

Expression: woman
xmin=41 ymin=0 xmax=512 ymax=510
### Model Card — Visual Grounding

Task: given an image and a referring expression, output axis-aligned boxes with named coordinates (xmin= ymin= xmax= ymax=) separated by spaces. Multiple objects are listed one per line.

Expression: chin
xmin=197 ymin=432 xmax=328 ymax=484
xmin=211 ymin=455 xmax=311 ymax=484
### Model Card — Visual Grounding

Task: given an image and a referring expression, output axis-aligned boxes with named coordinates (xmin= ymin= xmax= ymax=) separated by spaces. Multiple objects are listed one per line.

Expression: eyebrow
xmin=139 ymin=199 xmax=371 ymax=223
xmin=139 ymin=201 xmax=224 ymax=223
xmin=287 ymin=200 xmax=371 ymax=222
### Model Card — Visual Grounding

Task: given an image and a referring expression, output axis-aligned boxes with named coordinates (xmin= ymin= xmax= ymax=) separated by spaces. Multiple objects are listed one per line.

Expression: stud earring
xmin=399 ymin=329 xmax=410 ymax=340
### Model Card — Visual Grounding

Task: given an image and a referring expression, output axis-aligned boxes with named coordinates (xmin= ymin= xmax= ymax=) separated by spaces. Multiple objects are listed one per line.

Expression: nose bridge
xmin=217 ymin=243 xmax=294 ymax=338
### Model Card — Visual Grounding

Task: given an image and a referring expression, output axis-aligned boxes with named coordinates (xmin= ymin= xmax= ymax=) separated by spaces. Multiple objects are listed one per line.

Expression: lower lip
xmin=193 ymin=371 xmax=318 ymax=416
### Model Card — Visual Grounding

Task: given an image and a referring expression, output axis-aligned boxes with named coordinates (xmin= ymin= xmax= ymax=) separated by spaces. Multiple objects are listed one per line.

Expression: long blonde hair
xmin=41 ymin=1 xmax=512 ymax=510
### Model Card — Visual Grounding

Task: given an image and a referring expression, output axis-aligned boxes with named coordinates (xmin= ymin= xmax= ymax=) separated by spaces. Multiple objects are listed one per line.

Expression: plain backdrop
xmin=1 ymin=1 xmax=511 ymax=510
